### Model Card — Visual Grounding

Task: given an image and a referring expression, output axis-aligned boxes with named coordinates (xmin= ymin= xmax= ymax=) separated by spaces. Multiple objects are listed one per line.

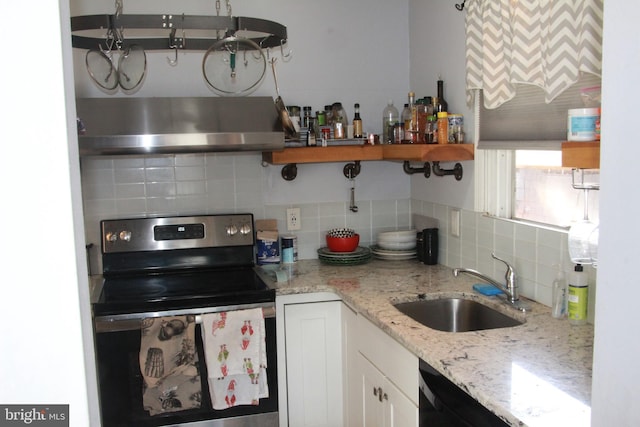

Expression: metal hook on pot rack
xmin=280 ymin=39 xmax=292 ymax=62
xmin=253 ymin=36 xmax=271 ymax=60
xmin=167 ymin=28 xmax=179 ymax=66
xmin=455 ymin=0 xmax=466 ymax=11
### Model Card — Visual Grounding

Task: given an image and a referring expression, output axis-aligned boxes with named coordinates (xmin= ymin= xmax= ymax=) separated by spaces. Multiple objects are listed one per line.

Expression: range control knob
xmin=119 ymin=230 xmax=132 ymax=242
xmin=105 ymin=232 xmax=118 ymax=242
xmin=226 ymin=224 xmax=239 ymax=236
xmin=240 ymin=223 xmax=252 ymax=235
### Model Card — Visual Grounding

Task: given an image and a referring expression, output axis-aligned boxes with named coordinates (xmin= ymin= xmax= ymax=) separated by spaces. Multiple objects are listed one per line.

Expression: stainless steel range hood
xmin=75 ymin=97 xmax=285 ymax=156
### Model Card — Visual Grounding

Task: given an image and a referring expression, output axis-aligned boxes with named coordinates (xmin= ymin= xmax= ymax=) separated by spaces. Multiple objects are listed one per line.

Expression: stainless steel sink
xmin=393 ymin=298 xmax=523 ymax=332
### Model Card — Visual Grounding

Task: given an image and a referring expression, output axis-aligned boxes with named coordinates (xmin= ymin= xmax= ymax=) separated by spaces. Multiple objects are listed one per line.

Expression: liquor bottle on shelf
xmin=382 ymin=99 xmax=399 ymax=144
xmin=435 ymin=79 xmax=448 ymax=113
xmin=401 ymin=102 xmax=410 ymax=142
xmin=404 ymin=92 xmax=417 ymax=143
xmin=353 ymin=103 xmax=363 ymax=138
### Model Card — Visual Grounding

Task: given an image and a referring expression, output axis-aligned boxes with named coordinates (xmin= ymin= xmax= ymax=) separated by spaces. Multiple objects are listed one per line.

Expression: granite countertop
xmin=263 ymin=259 xmax=593 ymax=427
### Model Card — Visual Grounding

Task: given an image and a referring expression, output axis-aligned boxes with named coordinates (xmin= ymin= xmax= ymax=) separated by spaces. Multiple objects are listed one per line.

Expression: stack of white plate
xmin=372 ymin=229 xmax=417 ymax=260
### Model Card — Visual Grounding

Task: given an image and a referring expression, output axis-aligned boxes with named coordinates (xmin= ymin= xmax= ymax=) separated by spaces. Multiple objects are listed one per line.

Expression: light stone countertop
xmin=263 ymin=259 xmax=593 ymax=427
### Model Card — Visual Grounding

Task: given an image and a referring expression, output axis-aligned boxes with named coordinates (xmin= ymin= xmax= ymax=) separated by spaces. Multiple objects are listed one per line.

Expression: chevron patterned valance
xmin=465 ymin=0 xmax=603 ymax=109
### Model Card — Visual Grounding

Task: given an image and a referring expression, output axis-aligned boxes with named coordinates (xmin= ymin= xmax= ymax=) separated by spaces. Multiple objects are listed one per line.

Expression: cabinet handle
xmin=377 ymin=387 xmax=384 ymax=402
xmin=373 ymin=386 xmax=378 ymax=397
xmin=383 ymin=392 xmax=388 ymax=401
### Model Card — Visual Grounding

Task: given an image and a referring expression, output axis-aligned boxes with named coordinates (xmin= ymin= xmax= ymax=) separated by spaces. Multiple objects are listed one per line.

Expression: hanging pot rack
xmin=71 ymin=14 xmax=288 ymax=53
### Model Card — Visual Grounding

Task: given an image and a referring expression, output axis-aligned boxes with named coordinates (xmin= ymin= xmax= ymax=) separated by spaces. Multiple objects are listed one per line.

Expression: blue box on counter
xmin=257 ymin=238 xmax=280 ymax=265
xmin=256 ymin=219 xmax=280 ymax=265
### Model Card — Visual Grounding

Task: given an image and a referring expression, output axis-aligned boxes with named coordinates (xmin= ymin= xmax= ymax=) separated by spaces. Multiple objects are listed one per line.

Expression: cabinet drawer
xmin=357 ymin=315 xmax=418 ymax=404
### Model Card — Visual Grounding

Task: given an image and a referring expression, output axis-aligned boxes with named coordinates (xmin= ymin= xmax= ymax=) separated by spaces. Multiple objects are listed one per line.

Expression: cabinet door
xmin=355 ymin=352 xmax=418 ymax=427
xmin=284 ymin=301 xmax=343 ymax=427
xmin=342 ymin=303 xmax=358 ymax=427
xmin=356 ymin=352 xmax=387 ymax=427
xmin=386 ymin=377 xmax=419 ymax=427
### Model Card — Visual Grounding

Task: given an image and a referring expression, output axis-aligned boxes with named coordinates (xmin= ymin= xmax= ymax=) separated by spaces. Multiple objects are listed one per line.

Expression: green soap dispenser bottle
xmin=568 ymin=264 xmax=588 ymax=325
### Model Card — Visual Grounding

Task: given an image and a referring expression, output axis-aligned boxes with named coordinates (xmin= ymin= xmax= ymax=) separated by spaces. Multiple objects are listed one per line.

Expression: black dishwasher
xmin=419 ymin=359 xmax=509 ymax=427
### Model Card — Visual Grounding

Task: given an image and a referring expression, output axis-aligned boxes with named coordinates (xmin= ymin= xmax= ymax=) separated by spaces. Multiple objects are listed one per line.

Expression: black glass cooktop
xmin=94 ymin=267 xmax=274 ymax=316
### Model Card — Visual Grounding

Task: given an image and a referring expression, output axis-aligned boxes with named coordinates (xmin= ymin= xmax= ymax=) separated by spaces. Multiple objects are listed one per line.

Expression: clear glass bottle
xmin=332 ymin=102 xmax=348 ymax=139
xmin=401 ymin=103 xmax=410 ymax=142
xmin=353 ymin=103 xmax=363 ymax=139
xmin=416 ymin=98 xmax=430 ymax=144
xmin=302 ymin=106 xmax=312 ymax=128
xmin=324 ymin=104 xmax=334 ymax=127
xmin=307 ymin=115 xmax=317 ymax=147
xmin=382 ymin=100 xmax=399 ymax=144
xmin=426 ymin=115 xmax=437 ymax=143
xmin=405 ymin=92 xmax=417 ymax=143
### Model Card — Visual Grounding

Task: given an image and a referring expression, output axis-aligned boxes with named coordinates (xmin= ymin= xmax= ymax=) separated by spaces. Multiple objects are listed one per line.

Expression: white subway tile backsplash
xmin=144 ymin=156 xmax=175 ymax=167
xmin=115 ymin=198 xmax=147 ymax=216
xmin=145 ymin=167 xmax=176 ymax=182
xmin=115 ymin=183 xmax=145 ymax=199
xmin=82 ymin=183 xmax=115 ymax=200
xmin=175 ymin=166 xmax=205 ymax=182
xmin=176 ymin=181 xmax=206 ymax=196
xmin=113 ymin=157 xmax=145 ymax=168
xmin=78 ymin=153 xmax=578 ymax=310
xmin=175 ymin=154 xmax=205 ymax=167
xmin=114 ymin=168 xmax=145 ymax=184
xmin=81 ymin=168 xmax=114 ymax=187
xmin=146 ymin=182 xmax=176 ymax=198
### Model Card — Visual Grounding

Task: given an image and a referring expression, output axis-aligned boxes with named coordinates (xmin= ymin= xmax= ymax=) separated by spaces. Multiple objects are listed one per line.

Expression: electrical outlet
xmin=450 ymin=209 xmax=461 ymax=237
xmin=286 ymin=208 xmax=301 ymax=231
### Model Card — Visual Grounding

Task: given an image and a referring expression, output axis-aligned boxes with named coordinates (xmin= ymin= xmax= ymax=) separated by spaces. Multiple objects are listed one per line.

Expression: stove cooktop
xmin=94 ymin=267 xmax=274 ymax=316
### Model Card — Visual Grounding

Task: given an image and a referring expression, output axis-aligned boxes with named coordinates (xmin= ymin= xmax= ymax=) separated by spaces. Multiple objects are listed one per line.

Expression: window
xmin=514 ymin=151 xmax=599 ymax=228
xmin=474 ymin=75 xmax=602 ymax=229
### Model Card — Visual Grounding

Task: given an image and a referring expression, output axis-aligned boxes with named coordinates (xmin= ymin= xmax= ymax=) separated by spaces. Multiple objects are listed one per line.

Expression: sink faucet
xmin=452 ymin=253 xmax=528 ymax=312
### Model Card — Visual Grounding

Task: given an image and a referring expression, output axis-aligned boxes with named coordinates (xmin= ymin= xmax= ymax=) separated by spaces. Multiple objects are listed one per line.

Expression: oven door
xmin=93 ymin=303 xmax=278 ymax=427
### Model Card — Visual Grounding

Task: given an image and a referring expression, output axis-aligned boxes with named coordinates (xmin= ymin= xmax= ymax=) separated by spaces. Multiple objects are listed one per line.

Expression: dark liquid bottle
xmin=436 ymin=79 xmax=448 ymax=113
xmin=353 ymin=103 xmax=363 ymax=138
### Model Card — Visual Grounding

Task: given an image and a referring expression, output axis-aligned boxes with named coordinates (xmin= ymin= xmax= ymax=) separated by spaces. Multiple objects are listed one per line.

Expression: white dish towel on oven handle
xmin=201 ymin=308 xmax=268 ymax=409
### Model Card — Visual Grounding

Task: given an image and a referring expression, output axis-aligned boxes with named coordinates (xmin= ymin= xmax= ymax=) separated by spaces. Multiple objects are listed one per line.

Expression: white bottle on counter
xmin=551 ymin=268 xmax=567 ymax=319
xmin=567 ymin=264 xmax=588 ymax=325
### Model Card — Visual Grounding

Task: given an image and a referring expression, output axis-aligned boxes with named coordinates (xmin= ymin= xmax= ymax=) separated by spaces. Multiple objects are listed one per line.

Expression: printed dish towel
xmin=140 ymin=315 xmax=201 ymax=415
xmin=201 ymin=308 xmax=268 ymax=409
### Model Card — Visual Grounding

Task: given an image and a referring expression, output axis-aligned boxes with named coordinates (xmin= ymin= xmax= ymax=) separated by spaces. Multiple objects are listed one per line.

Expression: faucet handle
xmin=491 ymin=253 xmax=516 ymax=284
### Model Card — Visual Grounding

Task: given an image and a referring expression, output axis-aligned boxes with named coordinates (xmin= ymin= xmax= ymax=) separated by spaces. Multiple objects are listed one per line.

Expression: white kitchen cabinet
xmin=357 ymin=353 xmax=419 ymax=427
xmin=352 ymin=315 xmax=419 ymax=427
xmin=276 ymin=293 xmax=346 ymax=427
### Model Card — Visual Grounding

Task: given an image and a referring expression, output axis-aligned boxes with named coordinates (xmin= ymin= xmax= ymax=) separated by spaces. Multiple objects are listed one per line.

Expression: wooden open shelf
xmin=262 ymin=143 xmax=474 ymax=165
xmin=561 ymin=141 xmax=600 ymax=169
xmin=381 ymin=144 xmax=474 ymax=162
xmin=262 ymin=145 xmax=383 ymax=165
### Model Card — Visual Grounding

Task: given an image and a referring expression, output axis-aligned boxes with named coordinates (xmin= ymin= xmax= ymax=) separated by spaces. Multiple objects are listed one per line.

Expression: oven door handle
xmin=94 ymin=302 xmax=275 ymax=333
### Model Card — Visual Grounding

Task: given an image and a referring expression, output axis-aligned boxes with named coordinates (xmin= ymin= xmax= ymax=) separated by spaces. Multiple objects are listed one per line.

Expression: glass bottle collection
xmin=386 ymin=78 xmax=464 ymax=145
xmin=285 ymin=78 xmax=463 ymax=146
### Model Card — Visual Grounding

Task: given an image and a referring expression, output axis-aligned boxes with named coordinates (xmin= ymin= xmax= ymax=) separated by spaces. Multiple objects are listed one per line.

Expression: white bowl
xmin=376 ymin=240 xmax=417 ymax=251
xmin=377 ymin=229 xmax=417 ymax=243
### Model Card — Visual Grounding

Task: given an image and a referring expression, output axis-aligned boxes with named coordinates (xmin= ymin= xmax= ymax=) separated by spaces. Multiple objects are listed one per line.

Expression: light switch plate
xmin=450 ymin=209 xmax=461 ymax=237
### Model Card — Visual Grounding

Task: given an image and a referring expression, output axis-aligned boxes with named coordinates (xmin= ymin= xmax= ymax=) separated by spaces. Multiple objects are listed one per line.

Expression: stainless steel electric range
xmin=91 ymin=214 xmax=278 ymax=427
